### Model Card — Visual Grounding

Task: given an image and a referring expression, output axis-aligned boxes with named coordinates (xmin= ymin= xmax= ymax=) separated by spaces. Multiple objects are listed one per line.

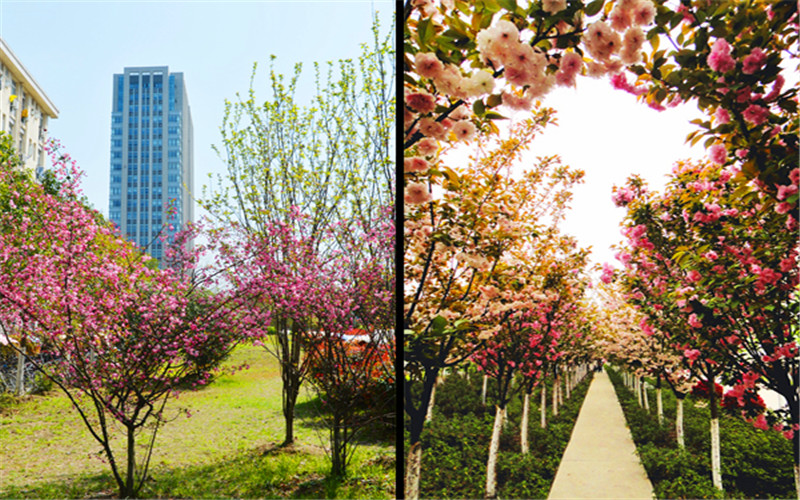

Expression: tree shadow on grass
xmin=295 ymin=394 xmax=395 ymax=446
xmin=0 ymin=443 xmax=394 ymax=499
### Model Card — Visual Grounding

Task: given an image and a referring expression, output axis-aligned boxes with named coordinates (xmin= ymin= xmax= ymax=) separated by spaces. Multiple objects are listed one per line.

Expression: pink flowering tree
xmin=404 ymin=115 xmax=586 ymax=498
xmin=303 ymin=210 xmax=395 ymax=478
xmin=0 ymin=143 xmax=260 ymax=499
xmin=465 ymin=230 xmax=588 ymax=499
xmin=627 ymin=1 xmax=798 ymax=193
xmin=209 ymin=205 xmax=395 ymax=477
xmin=613 ymin=159 xmax=799 ymax=493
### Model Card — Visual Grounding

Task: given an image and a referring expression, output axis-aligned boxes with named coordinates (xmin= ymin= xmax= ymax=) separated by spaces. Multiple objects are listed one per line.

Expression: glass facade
xmin=108 ymin=66 xmax=194 ymax=264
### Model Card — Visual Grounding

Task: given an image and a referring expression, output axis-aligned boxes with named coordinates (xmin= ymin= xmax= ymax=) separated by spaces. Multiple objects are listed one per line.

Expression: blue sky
xmin=0 ymin=0 xmax=394 ymax=216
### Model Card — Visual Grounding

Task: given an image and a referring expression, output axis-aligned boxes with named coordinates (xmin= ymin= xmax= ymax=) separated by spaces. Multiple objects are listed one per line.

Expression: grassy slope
xmin=0 ymin=344 xmax=394 ymax=499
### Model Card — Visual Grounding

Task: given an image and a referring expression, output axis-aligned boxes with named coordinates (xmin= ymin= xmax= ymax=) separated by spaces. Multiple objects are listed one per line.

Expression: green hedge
xmin=606 ymin=367 xmax=794 ymax=499
xmin=410 ymin=369 xmax=594 ymax=499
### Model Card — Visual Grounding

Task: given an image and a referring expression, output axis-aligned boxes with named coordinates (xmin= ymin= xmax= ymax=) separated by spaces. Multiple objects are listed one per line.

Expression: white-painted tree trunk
xmin=676 ymin=397 xmax=685 ymax=449
xmin=540 ymin=385 xmax=547 ymax=428
xmin=552 ymin=377 xmax=559 ymax=416
xmin=482 ymin=375 xmax=488 ymax=406
xmin=643 ymin=383 xmax=650 ymax=411
xmin=15 ymin=350 xmax=24 ymax=395
xmin=485 ymin=405 xmax=505 ymax=499
xmin=656 ymin=387 xmax=663 ymax=425
xmin=711 ymin=417 xmax=722 ymax=491
xmin=426 ymin=383 xmax=435 ymax=422
xmin=521 ymin=392 xmax=530 ymax=454
xmin=636 ymin=377 xmax=643 ymax=407
xmin=405 ymin=442 xmax=422 ymax=500
xmin=565 ymin=368 xmax=571 ymax=400
xmin=793 ymin=463 xmax=799 ymax=500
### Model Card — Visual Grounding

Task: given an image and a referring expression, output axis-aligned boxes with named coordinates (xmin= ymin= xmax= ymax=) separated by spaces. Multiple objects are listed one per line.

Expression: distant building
xmin=108 ymin=66 xmax=194 ymax=263
xmin=0 ymin=38 xmax=59 ymax=175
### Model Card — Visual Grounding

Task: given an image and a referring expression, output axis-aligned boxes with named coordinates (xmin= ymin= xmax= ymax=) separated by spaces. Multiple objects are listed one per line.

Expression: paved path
xmin=547 ymin=369 xmax=655 ymax=500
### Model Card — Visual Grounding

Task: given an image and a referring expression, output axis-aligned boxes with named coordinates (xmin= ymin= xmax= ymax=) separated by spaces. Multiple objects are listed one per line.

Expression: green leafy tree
xmin=202 ymin=14 xmax=394 ymax=446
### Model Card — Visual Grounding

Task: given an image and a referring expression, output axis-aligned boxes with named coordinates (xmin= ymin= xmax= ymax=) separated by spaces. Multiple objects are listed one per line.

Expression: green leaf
xmin=497 ymin=0 xmax=517 ymax=13
xmin=473 ymin=99 xmax=486 ymax=117
xmin=418 ymin=18 xmax=433 ymax=48
xmin=486 ymin=93 xmax=503 ymax=108
xmin=484 ymin=111 xmax=508 ymax=120
xmin=584 ymin=0 xmax=604 ymax=17
xmin=430 ymin=315 xmax=448 ymax=335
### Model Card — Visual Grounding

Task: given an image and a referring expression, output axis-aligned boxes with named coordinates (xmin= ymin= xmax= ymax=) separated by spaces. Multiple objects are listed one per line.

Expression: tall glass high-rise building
xmin=108 ymin=66 xmax=194 ymax=263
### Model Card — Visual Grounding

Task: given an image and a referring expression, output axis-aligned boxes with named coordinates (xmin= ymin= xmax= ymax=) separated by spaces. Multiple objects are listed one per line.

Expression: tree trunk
xmin=676 ymin=395 xmax=685 ymax=449
xmin=330 ymin=415 xmax=345 ymax=477
xmin=709 ymin=379 xmax=723 ymax=492
xmin=656 ymin=375 xmax=663 ymax=425
xmin=656 ymin=387 xmax=663 ymax=425
xmin=521 ymin=391 xmax=530 ymax=454
xmin=405 ymin=441 xmax=422 ymax=500
xmin=540 ymin=385 xmax=547 ymax=428
xmin=643 ymin=381 xmax=650 ymax=411
xmin=283 ymin=378 xmax=298 ymax=445
xmin=636 ymin=377 xmax=643 ymax=407
xmin=564 ymin=368 xmax=571 ymax=400
xmin=552 ymin=377 xmax=559 ymax=417
xmin=482 ymin=374 xmax=488 ymax=406
xmin=485 ymin=405 xmax=505 ymax=499
xmin=123 ymin=424 xmax=136 ymax=498
xmin=426 ymin=382 xmax=435 ymax=422
xmin=15 ymin=350 xmax=24 ymax=395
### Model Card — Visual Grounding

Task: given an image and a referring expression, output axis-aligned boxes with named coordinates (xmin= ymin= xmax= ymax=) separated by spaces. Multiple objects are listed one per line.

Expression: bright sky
xmin=440 ymin=75 xmax=708 ymax=274
xmin=528 ymin=77 xmax=707 ymax=270
xmin=0 ymin=0 xmax=394 ymax=220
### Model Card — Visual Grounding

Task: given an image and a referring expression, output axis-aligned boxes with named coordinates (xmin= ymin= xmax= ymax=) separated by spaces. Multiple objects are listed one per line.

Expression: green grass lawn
xmin=0 ymin=344 xmax=395 ymax=499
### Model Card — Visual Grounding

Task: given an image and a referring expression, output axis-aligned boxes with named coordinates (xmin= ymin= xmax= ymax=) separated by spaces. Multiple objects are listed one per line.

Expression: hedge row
xmin=606 ymin=367 xmax=794 ymax=499
xmin=409 ymin=368 xmax=595 ymax=499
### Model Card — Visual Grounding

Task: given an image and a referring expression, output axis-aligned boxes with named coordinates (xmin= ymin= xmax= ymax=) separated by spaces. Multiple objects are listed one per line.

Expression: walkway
xmin=547 ymin=369 xmax=655 ymax=500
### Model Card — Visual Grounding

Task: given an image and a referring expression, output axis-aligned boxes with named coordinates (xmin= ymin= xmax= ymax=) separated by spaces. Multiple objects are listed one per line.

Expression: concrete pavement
xmin=547 ymin=369 xmax=655 ymax=500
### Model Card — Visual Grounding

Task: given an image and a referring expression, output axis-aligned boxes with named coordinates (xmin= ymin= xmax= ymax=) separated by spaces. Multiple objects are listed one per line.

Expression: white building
xmin=0 ymin=38 xmax=58 ymax=174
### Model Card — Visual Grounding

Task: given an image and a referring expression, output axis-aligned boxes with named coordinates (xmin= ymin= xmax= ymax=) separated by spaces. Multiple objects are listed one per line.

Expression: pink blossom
xmin=709 ymin=144 xmax=727 ymax=165
xmin=790 ymin=169 xmax=800 ymax=185
xmin=775 ymin=202 xmax=793 ymax=214
xmin=742 ymin=104 xmax=770 ymax=126
xmin=777 ymin=184 xmax=798 ymax=201
xmin=452 ymin=120 xmax=476 ymax=142
xmin=404 ymin=182 xmax=432 ymax=204
xmin=741 ymin=47 xmax=767 ymax=75
xmin=404 ymin=157 xmax=429 ymax=173
xmin=703 ymin=250 xmax=718 ymax=261
xmin=764 ymin=75 xmax=785 ymax=102
xmin=501 ymin=90 xmax=533 ymax=111
xmin=405 ymin=92 xmax=436 ymax=114
xmin=708 ymin=50 xmax=736 ymax=73
xmin=753 ymin=413 xmax=769 ymax=430
xmin=688 ymin=314 xmax=703 ymax=328
xmin=416 ymin=138 xmax=439 ymax=157
xmin=542 ymin=0 xmax=567 ymax=14
xmin=714 ymin=107 xmax=730 ymax=124
xmin=415 ymin=52 xmax=443 ymax=79
xmin=632 ymin=0 xmax=656 ymax=25
xmin=684 ymin=348 xmax=701 ymax=361
xmin=609 ymin=6 xmax=632 ymax=31
xmin=559 ymin=52 xmax=583 ymax=78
